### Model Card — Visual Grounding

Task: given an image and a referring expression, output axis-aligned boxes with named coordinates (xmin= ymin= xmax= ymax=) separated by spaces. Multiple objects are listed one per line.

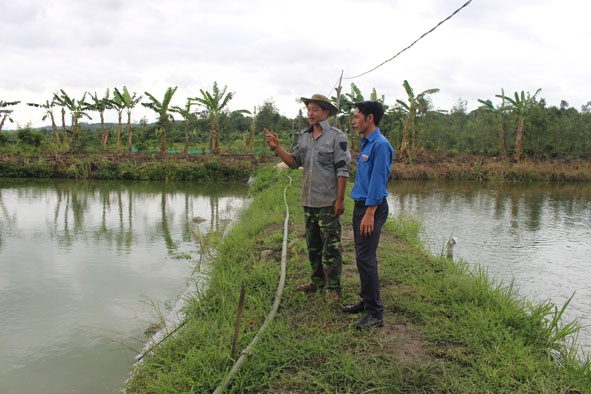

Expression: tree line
xmin=2 ymin=81 xmax=591 ymax=161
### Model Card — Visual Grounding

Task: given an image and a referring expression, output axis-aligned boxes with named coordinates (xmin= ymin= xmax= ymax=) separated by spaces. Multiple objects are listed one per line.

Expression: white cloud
xmin=1 ymin=0 xmax=590 ymax=128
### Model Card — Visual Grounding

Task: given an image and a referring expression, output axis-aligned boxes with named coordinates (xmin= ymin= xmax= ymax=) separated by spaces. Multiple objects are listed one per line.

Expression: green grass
xmin=124 ymin=164 xmax=591 ymax=394
xmin=0 ymin=153 xmax=256 ymax=181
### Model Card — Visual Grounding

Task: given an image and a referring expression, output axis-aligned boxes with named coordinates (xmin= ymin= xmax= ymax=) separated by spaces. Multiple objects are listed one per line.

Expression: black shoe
xmin=341 ymin=302 xmax=366 ymax=314
xmin=355 ymin=313 xmax=383 ymax=329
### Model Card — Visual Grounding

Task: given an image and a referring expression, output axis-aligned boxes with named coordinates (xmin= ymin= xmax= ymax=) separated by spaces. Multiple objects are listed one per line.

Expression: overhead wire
xmin=213 ymin=4 xmax=474 ymax=391
xmin=344 ymin=0 xmax=473 ymax=80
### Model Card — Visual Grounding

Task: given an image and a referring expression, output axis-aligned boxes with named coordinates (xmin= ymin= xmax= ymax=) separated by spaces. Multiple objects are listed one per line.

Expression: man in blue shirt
xmin=343 ymin=100 xmax=394 ymax=329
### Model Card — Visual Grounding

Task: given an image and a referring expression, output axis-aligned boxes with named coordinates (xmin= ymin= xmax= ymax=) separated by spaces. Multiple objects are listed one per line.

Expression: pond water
xmin=388 ymin=180 xmax=591 ymax=357
xmin=0 ymin=179 xmax=249 ymax=394
xmin=1 ymin=178 xmax=590 ymax=393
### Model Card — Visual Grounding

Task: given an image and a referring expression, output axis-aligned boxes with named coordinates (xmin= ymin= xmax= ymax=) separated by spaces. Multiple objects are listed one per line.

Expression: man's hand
xmin=360 ymin=206 xmax=377 ymax=237
xmin=334 ymin=199 xmax=345 ymax=217
xmin=264 ymin=128 xmax=279 ymax=149
xmin=360 ymin=215 xmax=375 ymax=237
xmin=265 ymin=128 xmax=296 ymax=167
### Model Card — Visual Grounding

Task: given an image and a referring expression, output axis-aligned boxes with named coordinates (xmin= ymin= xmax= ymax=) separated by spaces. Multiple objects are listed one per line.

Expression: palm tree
xmin=191 ymin=81 xmax=238 ymax=155
xmin=171 ymin=98 xmax=197 ymax=154
xmin=142 ymin=86 xmax=178 ymax=154
xmin=498 ymin=89 xmax=542 ymax=161
xmin=26 ymin=99 xmax=62 ymax=151
xmin=397 ymin=80 xmax=439 ymax=159
xmin=114 ymin=87 xmax=143 ymax=152
xmin=478 ymin=89 xmax=508 ymax=158
xmin=0 ymin=100 xmax=21 ymax=132
xmin=84 ymin=89 xmax=113 ymax=151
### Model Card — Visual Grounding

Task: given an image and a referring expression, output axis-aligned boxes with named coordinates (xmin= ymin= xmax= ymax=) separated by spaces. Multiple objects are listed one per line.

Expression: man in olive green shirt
xmin=265 ymin=94 xmax=350 ymax=303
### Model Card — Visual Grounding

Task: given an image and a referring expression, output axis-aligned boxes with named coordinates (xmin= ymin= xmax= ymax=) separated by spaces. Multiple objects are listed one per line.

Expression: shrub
xmin=17 ymin=129 xmax=45 ymax=148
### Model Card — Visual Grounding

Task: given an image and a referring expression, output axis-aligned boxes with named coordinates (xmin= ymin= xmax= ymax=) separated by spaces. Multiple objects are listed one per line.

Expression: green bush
xmin=17 ymin=129 xmax=45 ymax=147
xmin=117 ymin=163 xmax=142 ymax=180
xmin=0 ymin=160 xmax=53 ymax=178
xmin=95 ymin=162 xmax=119 ymax=179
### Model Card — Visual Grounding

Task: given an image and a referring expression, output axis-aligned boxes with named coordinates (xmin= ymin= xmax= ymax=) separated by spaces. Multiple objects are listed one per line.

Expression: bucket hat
xmin=301 ymin=94 xmax=338 ymax=116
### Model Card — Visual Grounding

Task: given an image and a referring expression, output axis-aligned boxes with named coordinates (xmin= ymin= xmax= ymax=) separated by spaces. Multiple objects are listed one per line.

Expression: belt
xmin=354 ymin=197 xmax=386 ymax=207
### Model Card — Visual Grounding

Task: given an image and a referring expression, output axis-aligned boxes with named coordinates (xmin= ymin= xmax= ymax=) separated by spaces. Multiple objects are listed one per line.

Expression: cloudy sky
xmin=1 ymin=0 xmax=590 ymax=128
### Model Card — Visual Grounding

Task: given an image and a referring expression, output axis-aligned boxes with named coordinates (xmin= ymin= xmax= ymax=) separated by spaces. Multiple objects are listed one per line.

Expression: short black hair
xmin=354 ymin=101 xmax=384 ymax=126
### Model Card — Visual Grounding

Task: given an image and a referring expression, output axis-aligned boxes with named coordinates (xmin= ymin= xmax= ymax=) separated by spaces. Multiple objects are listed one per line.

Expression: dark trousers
xmin=353 ymin=199 xmax=389 ymax=319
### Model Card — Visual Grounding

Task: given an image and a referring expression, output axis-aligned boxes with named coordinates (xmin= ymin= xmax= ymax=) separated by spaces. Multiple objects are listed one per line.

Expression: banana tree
xmin=0 ymin=100 xmax=21 ymax=132
xmin=53 ymin=90 xmax=91 ymax=146
xmin=191 ymin=82 xmax=236 ymax=155
xmin=332 ymin=83 xmax=366 ymax=152
xmin=334 ymin=94 xmax=354 ymax=143
xmin=142 ymin=86 xmax=178 ymax=153
xmin=498 ymin=89 xmax=542 ymax=161
xmin=111 ymin=94 xmax=125 ymax=151
xmin=369 ymin=87 xmax=387 ymax=104
xmin=26 ymin=100 xmax=61 ymax=150
xmin=332 ymin=83 xmax=390 ymax=152
xmin=171 ymin=99 xmax=197 ymax=153
xmin=83 ymin=89 xmax=113 ymax=151
xmin=478 ymin=89 xmax=508 ymax=158
xmin=247 ymin=106 xmax=257 ymax=151
xmin=114 ymin=86 xmax=142 ymax=152
xmin=415 ymin=95 xmax=445 ymax=152
xmin=397 ymin=80 xmax=439 ymax=159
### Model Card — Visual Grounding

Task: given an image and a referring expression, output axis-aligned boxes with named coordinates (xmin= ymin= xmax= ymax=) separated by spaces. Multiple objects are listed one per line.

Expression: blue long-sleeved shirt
xmin=350 ymin=128 xmax=394 ymax=206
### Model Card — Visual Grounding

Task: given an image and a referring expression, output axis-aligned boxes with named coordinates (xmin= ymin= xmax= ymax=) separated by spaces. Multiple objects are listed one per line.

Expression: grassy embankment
xmin=124 ymin=164 xmax=591 ymax=394
xmin=1 ymin=151 xmax=591 ymax=182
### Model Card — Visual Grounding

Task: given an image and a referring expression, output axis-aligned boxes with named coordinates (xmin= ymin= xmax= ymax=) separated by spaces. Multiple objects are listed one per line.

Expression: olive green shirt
xmin=290 ymin=119 xmax=351 ymax=207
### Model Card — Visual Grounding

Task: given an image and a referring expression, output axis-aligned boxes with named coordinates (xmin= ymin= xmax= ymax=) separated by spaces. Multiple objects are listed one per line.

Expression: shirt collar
xmin=305 ymin=119 xmax=331 ymax=133
xmin=361 ymin=127 xmax=381 ymax=143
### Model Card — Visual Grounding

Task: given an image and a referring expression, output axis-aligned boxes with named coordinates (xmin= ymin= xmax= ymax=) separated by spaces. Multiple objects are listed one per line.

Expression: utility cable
xmin=212 ymin=177 xmax=292 ymax=394
xmin=344 ymin=0 xmax=473 ymax=80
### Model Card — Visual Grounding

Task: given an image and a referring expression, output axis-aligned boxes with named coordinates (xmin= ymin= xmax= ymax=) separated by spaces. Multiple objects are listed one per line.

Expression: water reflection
xmin=389 ymin=180 xmax=591 ymax=355
xmin=3 ymin=177 xmax=590 ymax=392
xmin=0 ymin=178 xmax=249 ymax=394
